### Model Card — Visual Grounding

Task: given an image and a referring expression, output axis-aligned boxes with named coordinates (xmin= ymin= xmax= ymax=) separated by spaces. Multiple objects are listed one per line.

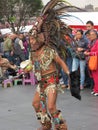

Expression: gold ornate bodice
xmin=31 ymin=46 xmax=58 ymax=71
xmin=30 ymin=46 xmax=58 ymax=81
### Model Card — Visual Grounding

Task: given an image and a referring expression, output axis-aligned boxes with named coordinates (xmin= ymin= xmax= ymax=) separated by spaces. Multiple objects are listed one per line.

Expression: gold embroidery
xmin=31 ymin=46 xmax=58 ymax=71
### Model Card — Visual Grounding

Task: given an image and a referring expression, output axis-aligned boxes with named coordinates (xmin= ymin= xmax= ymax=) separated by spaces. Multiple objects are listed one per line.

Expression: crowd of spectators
xmin=60 ymin=20 xmax=98 ymax=96
xmin=0 ymin=20 xmax=98 ymax=96
xmin=0 ymin=32 xmax=30 ymax=81
xmin=0 ymin=32 xmax=29 ymax=64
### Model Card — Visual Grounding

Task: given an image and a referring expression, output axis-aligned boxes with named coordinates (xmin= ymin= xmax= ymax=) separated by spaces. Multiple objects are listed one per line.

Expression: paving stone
xmin=0 ymin=85 xmax=98 ymax=130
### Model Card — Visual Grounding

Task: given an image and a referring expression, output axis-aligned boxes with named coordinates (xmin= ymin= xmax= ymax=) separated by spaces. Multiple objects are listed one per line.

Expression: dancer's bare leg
xmin=47 ymin=87 xmax=57 ymax=114
xmin=33 ymin=90 xmax=52 ymax=130
xmin=32 ymin=91 xmax=40 ymax=113
xmin=47 ymin=87 xmax=68 ymax=130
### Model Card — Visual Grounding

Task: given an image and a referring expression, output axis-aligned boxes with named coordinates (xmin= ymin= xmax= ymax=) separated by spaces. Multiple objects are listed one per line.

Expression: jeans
xmin=11 ymin=54 xmax=21 ymax=66
xmin=61 ymin=57 xmax=72 ymax=85
xmin=4 ymin=51 xmax=12 ymax=62
xmin=72 ymin=58 xmax=86 ymax=86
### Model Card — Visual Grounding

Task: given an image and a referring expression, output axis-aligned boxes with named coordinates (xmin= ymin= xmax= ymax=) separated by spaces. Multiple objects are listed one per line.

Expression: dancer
xmin=30 ymin=32 xmax=69 ymax=130
xmin=29 ymin=0 xmax=82 ymax=129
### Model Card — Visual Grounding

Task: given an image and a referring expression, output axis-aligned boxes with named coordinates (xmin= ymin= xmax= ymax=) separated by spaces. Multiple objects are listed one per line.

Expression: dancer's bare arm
xmin=54 ymin=55 xmax=70 ymax=75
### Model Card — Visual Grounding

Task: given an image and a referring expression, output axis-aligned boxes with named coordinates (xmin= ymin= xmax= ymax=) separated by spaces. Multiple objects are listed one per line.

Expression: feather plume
xmin=30 ymin=0 xmax=85 ymax=59
xmin=42 ymin=0 xmax=71 ymax=15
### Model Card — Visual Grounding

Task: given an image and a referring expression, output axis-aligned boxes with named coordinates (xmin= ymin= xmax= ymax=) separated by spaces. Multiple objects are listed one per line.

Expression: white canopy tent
xmin=0 ymin=25 xmax=33 ymax=35
xmin=62 ymin=12 xmax=98 ymax=26
xmin=0 ymin=28 xmax=12 ymax=35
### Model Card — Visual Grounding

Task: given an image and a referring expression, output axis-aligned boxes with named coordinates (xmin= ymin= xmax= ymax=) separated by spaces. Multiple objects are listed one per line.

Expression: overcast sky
xmin=42 ymin=0 xmax=98 ymax=8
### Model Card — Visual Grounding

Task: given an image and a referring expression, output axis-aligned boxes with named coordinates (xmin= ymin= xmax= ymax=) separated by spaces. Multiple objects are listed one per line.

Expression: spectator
xmin=85 ymin=21 xmax=95 ymax=88
xmin=0 ymin=53 xmax=16 ymax=80
xmin=3 ymin=33 xmax=13 ymax=62
xmin=86 ymin=20 xmax=94 ymax=31
xmin=85 ymin=30 xmax=90 ymax=41
xmin=0 ymin=32 xmax=4 ymax=55
xmin=18 ymin=33 xmax=29 ymax=60
xmin=84 ymin=30 xmax=98 ymax=96
xmin=10 ymin=33 xmax=25 ymax=66
xmin=60 ymin=35 xmax=73 ymax=89
xmin=72 ymin=29 xmax=88 ymax=90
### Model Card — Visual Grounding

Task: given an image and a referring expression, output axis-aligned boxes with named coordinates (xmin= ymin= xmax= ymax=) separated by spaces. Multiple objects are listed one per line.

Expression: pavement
xmin=0 ymin=84 xmax=98 ymax=130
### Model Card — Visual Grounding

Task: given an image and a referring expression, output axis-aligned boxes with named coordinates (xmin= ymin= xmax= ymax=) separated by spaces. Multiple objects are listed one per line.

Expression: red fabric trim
xmin=69 ymin=25 xmax=98 ymax=30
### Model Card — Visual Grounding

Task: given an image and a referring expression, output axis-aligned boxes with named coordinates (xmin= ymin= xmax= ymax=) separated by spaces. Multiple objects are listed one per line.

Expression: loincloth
xmin=36 ymin=72 xmax=59 ymax=96
xmin=36 ymin=72 xmax=64 ymax=95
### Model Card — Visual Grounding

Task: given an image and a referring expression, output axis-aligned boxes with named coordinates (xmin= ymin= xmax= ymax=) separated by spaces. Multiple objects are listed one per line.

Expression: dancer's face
xmin=29 ymin=36 xmax=36 ymax=45
xmin=29 ymin=35 xmax=42 ymax=51
xmin=29 ymin=31 xmax=45 ymax=51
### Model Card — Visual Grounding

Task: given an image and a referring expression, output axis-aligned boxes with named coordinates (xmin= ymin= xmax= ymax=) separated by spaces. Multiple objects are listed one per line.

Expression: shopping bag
xmin=88 ymin=56 xmax=98 ymax=71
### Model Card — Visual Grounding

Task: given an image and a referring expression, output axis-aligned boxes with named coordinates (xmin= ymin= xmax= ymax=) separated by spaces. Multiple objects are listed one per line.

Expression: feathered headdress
xmin=29 ymin=0 xmax=84 ymax=58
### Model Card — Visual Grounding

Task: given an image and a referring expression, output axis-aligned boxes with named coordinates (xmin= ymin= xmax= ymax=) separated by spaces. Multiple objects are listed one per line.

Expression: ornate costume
xmin=28 ymin=0 xmax=82 ymax=129
xmin=31 ymin=45 xmax=66 ymax=130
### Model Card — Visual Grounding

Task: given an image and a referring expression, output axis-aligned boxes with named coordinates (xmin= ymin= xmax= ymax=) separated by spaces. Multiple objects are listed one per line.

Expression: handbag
xmin=88 ymin=55 xmax=98 ymax=71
